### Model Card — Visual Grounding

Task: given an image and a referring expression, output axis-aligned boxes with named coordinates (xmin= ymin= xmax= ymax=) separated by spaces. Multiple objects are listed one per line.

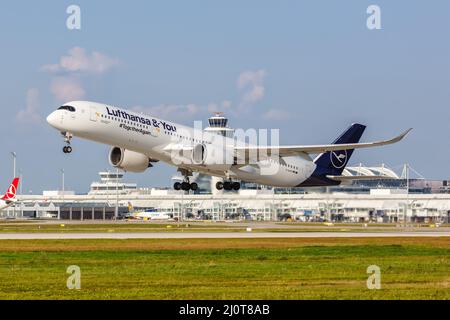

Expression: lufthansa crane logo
xmin=5 ymin=184 xmax=16 ymax=200
xmin=330 ymin=150 xmax=348 ymax=169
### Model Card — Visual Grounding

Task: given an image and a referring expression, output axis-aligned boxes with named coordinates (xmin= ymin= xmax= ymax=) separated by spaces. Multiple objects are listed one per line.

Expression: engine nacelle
xmin=109 ymin=147 xmax=152 ymax=173
xmin=192 ymin=143 xmax=234 ymax=167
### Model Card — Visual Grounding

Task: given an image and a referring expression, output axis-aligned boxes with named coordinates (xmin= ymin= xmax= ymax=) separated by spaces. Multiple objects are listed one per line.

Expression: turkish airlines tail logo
xmin=2 ymin=178 xmax=19 ymax=200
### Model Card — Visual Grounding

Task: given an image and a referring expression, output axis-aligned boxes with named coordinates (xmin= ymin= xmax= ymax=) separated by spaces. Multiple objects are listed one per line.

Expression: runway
xmin=0 ymin=231 xmax=448 ymax=239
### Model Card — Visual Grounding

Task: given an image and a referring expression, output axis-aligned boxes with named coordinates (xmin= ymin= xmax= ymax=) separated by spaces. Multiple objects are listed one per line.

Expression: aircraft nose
xmin=46 ymin=111 xmax=58 ymax=128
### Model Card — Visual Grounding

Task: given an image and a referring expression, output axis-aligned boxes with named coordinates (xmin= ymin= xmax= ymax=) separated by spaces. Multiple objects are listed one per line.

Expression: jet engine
xmin=192 ymin=143 xmax=234 ymax=167
xmin=109 ymin=147 xmax=153 ymax=173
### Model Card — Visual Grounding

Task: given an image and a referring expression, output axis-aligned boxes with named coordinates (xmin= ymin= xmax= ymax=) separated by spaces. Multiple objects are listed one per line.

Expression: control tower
xmin=204 ymin=112 xmax=234 ymax=138
xmin=203 ymin=112 xmax=234 ymax=195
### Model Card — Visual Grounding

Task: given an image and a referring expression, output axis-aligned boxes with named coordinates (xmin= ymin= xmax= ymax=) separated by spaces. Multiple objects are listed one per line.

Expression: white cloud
xmin=50 ymin=77 xmax=85 ymax=102
xmin=262 ymin=108 xmax=290 ymax=121
xmin=41 ymin=47 xmax=119 ymax=75
xmin=237 ymin=70 xmax=266 ymax=107
xmin=41 ymin=47 xmax=117 ymax=102
xmin=16 ymin=88 xmax=41 ymax=124
xmin=121 ymin=70 xmax=269 ymax=123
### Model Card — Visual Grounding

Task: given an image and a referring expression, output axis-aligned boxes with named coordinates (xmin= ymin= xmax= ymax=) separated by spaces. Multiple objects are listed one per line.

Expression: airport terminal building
xmin=4 ymin=174 xmax=449 ymax=223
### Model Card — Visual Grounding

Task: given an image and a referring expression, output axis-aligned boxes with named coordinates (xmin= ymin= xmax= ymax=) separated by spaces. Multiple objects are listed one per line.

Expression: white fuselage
xmin=47 ymin=101 xmax=316 ymax=187
xmin=133 ymin=211 xmax=172 ymax=220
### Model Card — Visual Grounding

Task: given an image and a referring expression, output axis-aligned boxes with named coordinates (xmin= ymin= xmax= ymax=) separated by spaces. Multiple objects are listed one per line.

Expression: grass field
xmin=0 ymin=237 xmax=448 ymax=299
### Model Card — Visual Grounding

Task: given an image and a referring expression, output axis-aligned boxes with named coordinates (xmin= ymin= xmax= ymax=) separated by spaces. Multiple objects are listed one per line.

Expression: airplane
xmin=129 ymin=209 xmax=173 ymax=221
xmin=0 ymin=178 xmax=20 ymax=211
xmin=125 ymin=203 xmax=173 ymax=220
xmin=46 ymin=101 xmax=411 ymax=191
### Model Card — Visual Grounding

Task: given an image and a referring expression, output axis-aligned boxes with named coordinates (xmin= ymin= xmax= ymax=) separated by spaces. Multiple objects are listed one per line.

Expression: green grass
xmin=0 ymin=238 xmax=448 ymax=299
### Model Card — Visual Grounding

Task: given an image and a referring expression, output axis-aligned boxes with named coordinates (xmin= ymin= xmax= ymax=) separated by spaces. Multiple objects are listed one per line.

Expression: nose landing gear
xmin=61 ymin=132 xmax=73 ymax=154
xmin=63 ymin=146 xmax=72 ymax=154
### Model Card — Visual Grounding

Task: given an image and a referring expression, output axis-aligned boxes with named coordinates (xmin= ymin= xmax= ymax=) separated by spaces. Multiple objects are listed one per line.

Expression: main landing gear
xmin=216 ymin=180 xmax=240 ymax=191
xmin=174 ymin=169 xmax=198 ymax=191
xmin=174 ymin=180 xmax=198 ymax=191
xmin=61 ymin=132 xmax=73 ymax=154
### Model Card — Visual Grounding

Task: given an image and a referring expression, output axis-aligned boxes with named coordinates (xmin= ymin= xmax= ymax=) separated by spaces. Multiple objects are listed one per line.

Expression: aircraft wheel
xmin=181 ymin=182 xmax=191 ymax=191
xmin=232 ymin=182 xmax=241 ymax=191
xmin=174 ymin=182 xmax=181 ymax=190
xmin=223 ymin=181 xmax=232 ymax=191
xmin=190 ymin=182 xmax=198 ymax=191
xmin=66 ymin=146 xmax=72 ymax=153
xmin=63 ymin=146 xmax=67 ymax=153
xmin=215 ymin=181 xmax=224 ymax=190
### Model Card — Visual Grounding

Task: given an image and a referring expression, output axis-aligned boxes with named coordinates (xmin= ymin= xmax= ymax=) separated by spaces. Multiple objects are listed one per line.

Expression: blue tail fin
xmin=313 ymin=123 xmax=366 ymax=176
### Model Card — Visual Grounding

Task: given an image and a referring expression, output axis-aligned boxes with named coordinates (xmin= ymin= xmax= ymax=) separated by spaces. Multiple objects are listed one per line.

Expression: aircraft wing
xmin=234 ymin=128 xmax=412 ymax=158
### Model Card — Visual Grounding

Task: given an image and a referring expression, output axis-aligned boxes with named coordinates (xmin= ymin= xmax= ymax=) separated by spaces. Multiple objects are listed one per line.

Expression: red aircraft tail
xmin=1 ymin=178 xmax=19 ymax=200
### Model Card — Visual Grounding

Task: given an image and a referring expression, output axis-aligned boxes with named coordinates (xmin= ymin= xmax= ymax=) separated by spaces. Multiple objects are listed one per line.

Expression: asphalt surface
xmin=0 ymin=231 xmax=448 ymax=239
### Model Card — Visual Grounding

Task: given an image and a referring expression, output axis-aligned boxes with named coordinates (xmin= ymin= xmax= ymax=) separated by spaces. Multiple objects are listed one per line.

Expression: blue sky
xmin=0 ymin=1 xmax=449 ymax=193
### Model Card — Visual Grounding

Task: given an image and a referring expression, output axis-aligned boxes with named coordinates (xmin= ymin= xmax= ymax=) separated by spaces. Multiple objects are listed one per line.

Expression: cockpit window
xmin=58 ymin=105 xmax=76 ymax=112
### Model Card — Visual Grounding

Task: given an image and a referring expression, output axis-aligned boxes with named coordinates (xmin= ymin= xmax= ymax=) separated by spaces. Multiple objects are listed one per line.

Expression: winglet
xmin=390 ymin=128 xmax=413 ymax=144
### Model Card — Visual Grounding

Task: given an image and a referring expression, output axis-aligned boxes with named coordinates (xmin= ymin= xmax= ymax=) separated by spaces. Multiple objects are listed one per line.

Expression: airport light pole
xmin=19 ymin=170 xmax=23 ymax=195
xmin=405 ymin=163 xmax=410 ymax=227
xmin=61 ymin=169 xmax=65 ymax=194
xmin=11 ymin=152 xmax=16 ymax=218
xmin=60 ymin=169 xmax=65 ymax=220
xmin=272 ymin=191 xmax=275 ymax=221
xmin=11 ymin=152 xmax=16 ymax=178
